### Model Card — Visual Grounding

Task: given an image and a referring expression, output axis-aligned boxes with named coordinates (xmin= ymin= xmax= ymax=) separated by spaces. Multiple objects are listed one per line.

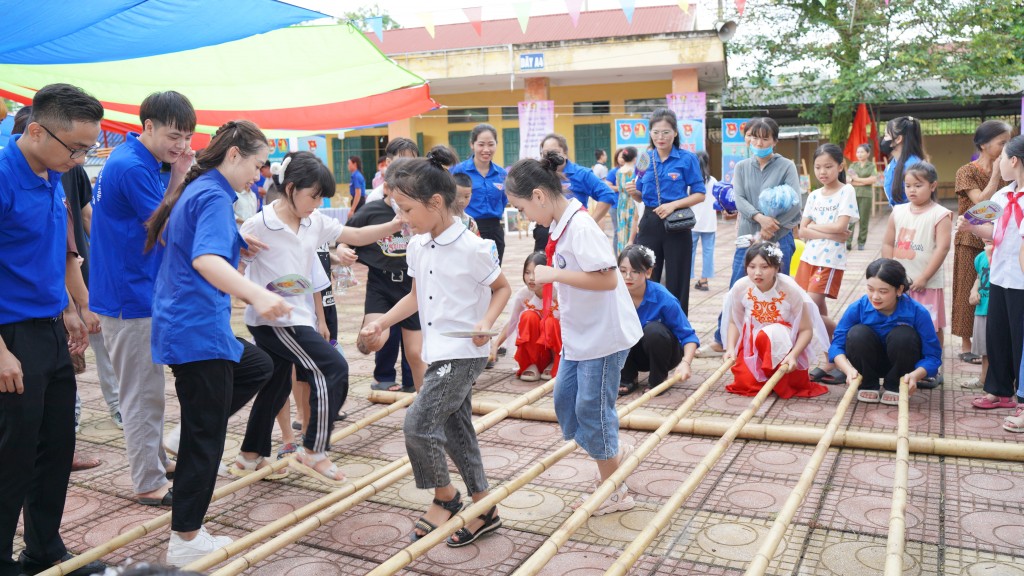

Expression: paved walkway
xmin=37 ymin=209 xmax=1024 ymax=575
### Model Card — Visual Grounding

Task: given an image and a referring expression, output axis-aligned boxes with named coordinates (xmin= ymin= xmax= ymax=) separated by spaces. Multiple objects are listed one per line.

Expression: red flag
xmin=844 ymin=103 xmax=874 ymax=163
xmin=464 ymin=7 xmax=483 ymax=36
xmin=735 ymin=0 xmax=746 ymax=15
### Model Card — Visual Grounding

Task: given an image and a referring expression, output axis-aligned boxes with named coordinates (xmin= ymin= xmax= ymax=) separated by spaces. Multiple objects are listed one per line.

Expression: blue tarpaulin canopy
xmin=0 ymin=0 xmax=327 ymax=64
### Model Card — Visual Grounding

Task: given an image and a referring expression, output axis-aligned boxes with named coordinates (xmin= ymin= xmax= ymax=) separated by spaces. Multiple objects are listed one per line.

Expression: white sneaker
xmin=592 ymin=483 xmax=635 ymax=516
xmin=165 ymin=424 xmax=181 ymax=456
xmin=166 ymin=526 xmax=233 ymax=567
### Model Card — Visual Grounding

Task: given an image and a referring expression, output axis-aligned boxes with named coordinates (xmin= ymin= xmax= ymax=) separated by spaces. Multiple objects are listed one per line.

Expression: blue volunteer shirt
xmin=151 ymin=169 xmax=246 ymax=365
xmin=636 ymin=280 xmax=700 ymax=349
xmin=451 ymin=158 xmax=507 ymax=220
xmin=635 ymin=147 xmax=706 ymax=208
xmin=90 ymin=132 xmax=165 ymax=318
xmin=563 ymin=160 xmax=617 ymax=208
xmin=828 ymin=294 xmax=942 ymax=377
xmin=0 ymin=136 xmax=69 ymax=323
xmin=606 ymin=166 xmax=619 ymax=186
xmin=349 ymin=170 xmax=365 ymax=199
xmin=883 ymin=154 xmax=922 ymax=206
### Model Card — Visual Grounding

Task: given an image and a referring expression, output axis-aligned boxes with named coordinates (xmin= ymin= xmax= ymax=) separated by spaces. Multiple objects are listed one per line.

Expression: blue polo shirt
xmin=828 ymin=294 xmax=942 ymax=377
xmin=90 ymin=132 xmax=165 ymax=318
xmin=635 ymin=280 xmax=700 ymax=349
xmin=0 ymin=136 xmax=69 ymax=323
xmin=451 ymin=158 xmax=507 ymax=220
xmin=883 ymin=154 xmax=922 ymax=206
xmin=349 ymin=170 xmax=365 ymax=199
xmin=635 ymin=147 xmax=706 ymax=208
xmin=563 ymin=160 xmax=617 ymax=208
xmin=152 ymin=169 xmax=246 ymax=365
xmin=606 ymin=167 xmax=619 ymax=186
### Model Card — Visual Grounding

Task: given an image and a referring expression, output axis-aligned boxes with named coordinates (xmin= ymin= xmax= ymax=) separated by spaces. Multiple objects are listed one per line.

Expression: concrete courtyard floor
xmin=33 ymin=209 xmax=1024 ymax=575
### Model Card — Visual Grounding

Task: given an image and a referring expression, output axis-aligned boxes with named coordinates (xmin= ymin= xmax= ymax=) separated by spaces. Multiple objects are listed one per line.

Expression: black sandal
xmin=446 ymin=505 xmax=502 ymax=548
xmin=618 ymin=380 xmax=638 ymax=396
xmin=410 ymin=490 xmax=463 ymax=542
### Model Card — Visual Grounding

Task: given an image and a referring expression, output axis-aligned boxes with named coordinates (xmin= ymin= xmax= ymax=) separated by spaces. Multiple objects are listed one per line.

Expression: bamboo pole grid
xmin=884 ymin=378 xmax=912 ymax=575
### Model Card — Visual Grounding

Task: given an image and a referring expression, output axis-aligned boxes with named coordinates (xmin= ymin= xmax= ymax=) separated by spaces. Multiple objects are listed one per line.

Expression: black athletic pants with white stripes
xmin=246 ymin=325 xmax=348 ymax=455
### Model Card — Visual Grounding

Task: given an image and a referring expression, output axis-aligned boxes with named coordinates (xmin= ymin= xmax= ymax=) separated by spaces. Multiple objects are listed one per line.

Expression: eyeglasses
xmin=650 ymin=130 xmax=675 ymax=138
xmin=619 ymin=268 xmax=644 ymax=278
xmin=39 ymin=124 xmax=98 ymax=160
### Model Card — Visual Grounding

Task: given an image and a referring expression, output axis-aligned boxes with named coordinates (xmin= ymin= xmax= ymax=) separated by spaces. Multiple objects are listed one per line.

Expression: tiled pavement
xmin=40 ymin=209 xmax=1024 ymax=575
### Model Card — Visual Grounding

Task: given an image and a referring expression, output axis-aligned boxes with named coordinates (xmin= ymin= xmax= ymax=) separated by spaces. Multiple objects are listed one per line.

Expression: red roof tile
xmin=368 ymin=5 xmax=697 ymax=54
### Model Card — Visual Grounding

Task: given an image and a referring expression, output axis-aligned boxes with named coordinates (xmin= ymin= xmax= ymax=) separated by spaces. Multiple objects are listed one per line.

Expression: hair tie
xmin=764 ymin=243 xmax=783 ymax=262
xmin=637 ymin=245 xmax=656 ymax=267
xmin=425 ymin=152 xmax=445 ymax=170
xmin=270 ymin=156 xmax=291 ymax=184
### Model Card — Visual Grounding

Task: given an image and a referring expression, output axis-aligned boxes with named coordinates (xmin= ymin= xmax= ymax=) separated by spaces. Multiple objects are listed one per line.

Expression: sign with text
xmin=666 ymin=92 xmax=707 ymax=121
xmin=615 ymin=119 xmax=649 ymax=149
xmin=721 ymin=118 xmax=752 ymax=186
xmin=519 ymin=53 xmax=545 ymax=71
xmin=518 ymin=100 xmax=555 ymax=161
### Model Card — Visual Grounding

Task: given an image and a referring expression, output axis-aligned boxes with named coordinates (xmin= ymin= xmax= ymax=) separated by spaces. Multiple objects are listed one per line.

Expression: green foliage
xmin=342 ymin=3 xmax=401 ymax=31
xmin=728 ymin=0 xmax=1024 ymax=144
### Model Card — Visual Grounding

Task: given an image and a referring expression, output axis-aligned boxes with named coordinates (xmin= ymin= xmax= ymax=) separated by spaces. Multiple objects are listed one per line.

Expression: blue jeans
xmin=714 ymin=231 xmax=795 ymax=345
xmin=554 ymin=349 xmax=628 ymax=460
xmin=691 ymin=231 xmax=716 ymax=279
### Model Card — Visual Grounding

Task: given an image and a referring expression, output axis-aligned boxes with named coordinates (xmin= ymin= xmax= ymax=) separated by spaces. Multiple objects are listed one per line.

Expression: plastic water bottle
xmin=334 ymin=266 xmax=356 ymax=295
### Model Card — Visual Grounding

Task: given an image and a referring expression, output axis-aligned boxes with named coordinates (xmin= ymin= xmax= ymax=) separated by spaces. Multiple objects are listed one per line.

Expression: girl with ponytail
xmin=504 ymin=150 xmax=643 ymax=516
xmin=359 ymin=150 xmax=511 ymax=547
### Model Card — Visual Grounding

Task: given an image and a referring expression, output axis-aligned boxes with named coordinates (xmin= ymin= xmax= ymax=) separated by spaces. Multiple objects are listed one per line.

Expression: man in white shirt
xmin=591 ymin=149 xmax=609 ymax=180
xmin=234 ymin=184 xmax=258 ymax=227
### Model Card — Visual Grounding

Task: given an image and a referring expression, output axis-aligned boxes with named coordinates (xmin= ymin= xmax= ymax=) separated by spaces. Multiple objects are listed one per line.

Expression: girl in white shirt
xmin=359 ymin=152 xmax=511 ymax=547
xmin=239 ymin=151 xmax=399 ymax=486
xmin=505 ymin=150 xmax=643 ymax=516
xmin=691 ymin=151 xmax=718 ymax=291
xmin=491 ymin=251 xmax=562 ymax=381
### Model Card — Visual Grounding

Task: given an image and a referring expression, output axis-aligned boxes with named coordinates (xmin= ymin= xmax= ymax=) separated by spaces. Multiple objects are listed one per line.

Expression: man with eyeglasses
xmin=89 ymin=91 xmax=196 ymax=509
xmin=0 ymin=83 xmax=107 ymax=576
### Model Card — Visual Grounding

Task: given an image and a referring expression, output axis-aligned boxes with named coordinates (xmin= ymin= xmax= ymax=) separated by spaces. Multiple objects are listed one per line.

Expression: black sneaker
xmin=19 ymin=552 xmax=106 ymax=576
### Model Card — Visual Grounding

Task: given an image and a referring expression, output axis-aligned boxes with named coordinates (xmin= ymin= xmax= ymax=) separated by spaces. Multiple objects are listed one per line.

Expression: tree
xmin=343 ymin=3 xmax=401 ymax=31
xmin=727 ymin=0 xmax=1024 ymax=145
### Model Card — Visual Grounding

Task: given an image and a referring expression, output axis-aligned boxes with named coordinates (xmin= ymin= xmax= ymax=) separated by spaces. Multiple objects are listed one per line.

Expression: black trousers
xmin=843 ymin=324 xmax=921 ymax=392
xmin=634 ymin=210 xmax=694 ymax=315
xmin=247 ymin=325 xmax=348 ymax=455
xmin=621 ymin=321 xmax=683 ymax=387
xmin=169 ymin=338 xmax=271 ymax=533
xmin=533 ymin=224 xmax=549 ymax=253
xmin=476 ymin=217 xmax=506 ymax=264
xmin=984 ymin=284 xmax=1024 ymax=399
xmin=0 ymin=319 xmax=75 ymax=572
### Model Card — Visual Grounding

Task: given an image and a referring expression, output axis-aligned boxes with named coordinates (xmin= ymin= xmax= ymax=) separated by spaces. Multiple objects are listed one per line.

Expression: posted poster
xmin=666 ymin=92 xmax=707 ymax=121
xmin=721 ymin=118 xmax=752 ymax=186
xmin=267 ymin=138 xmax=290 ymax=164
xmin=518 ymin=100 xmax=554 ymax=161
xmin=299 ymin=135 xmax=330 ymax=207
xmin=677 ymin=119 xmax=706 ymax=153
xmin=615 ymin=119 xmax=649 ymax=149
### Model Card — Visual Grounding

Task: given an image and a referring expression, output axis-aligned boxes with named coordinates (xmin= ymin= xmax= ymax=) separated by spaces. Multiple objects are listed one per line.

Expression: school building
xmin=325 ymin=4 xmax=728 ymax=189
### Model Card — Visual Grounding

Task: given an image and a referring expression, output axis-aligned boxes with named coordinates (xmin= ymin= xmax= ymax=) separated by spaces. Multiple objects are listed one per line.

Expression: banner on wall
xmin=614 ymin=118 xmax=649 ymax=149
xmin=677 ymin=119 xmax=705 ymax=152
xmin=268 ymin=138 xmax=290 ymax=164
xmin=299 ymin=135 xmax=330 ymax=207
xmin=720 ymin=118 xmax=751 ymax=186
xmin=518 ymin=100 xmax=554 ymax=161
xmin=666 ymin=92 xmax=706 ymax=121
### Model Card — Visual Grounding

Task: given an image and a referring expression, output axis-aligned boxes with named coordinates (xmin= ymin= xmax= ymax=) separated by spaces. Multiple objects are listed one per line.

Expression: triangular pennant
xmin=678 ymin=0 xmax=690 ymax=14
xmin=566 ymin=0 xmax=584 ymax=27
xmin=464 ymin=6 xmax=483 ymax=36
xmin=515 ymin=2 xmax=531 ymax=33
xmin=367 ymin=16 xmax=383 ymax=41
xmin=817 ymin=0 xmax=826 ymax=6
xmin=418 ymin=12 xmax=435 ymax=38
xmin=735 ymin=0 xmax=746 ymax=16
xmin=620 ymin=0 xmax=635 ymax=23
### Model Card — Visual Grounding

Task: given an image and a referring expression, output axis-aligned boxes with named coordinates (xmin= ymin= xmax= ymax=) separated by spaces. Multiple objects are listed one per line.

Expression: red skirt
xmin=514 ymin=310 xmax=562 ymax=377
xmin=726 ymin=327 xmax=827 ymax=399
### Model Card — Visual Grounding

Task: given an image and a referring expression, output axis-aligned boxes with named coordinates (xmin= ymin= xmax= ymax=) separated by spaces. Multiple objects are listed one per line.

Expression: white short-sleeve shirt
xmin=800 ymin=184 xmax=859 ymax=270
xmin=991 ymin=184 xmax=1024 ymax=289
xmin=550 ymin=199 xmax=643 ymax=360
xmin=407 ymin=221 xmax=502 ymax=365
xmin=240 ymin=201 xmax=343 ymax=328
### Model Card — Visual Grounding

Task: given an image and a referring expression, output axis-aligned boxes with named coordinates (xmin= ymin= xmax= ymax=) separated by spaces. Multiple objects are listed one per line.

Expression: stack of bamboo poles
xmin=40 ymin=393 xmax=420 ymax=576
xmin=884 ymin=378 xmax=912 ymax=575
xmin=743 ymin=376 xmax=862 ymax=575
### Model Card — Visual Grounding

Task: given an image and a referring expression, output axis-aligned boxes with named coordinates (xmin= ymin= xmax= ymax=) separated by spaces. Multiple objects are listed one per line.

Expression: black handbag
xmin=652 ymin=152 xmax=696 ymax=233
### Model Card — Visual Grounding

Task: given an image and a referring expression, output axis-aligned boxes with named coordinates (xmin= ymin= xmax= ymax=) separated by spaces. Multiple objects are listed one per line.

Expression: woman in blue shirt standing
xmin=616 ymin=245 xmax=698 ymax=395
xmin=144 ymin=120 xmax=292 ymax=566
xmin=626 ymin=108 xmax=706 ymax=314
xmin=348 ymin=155 xmax=366 ymax=212
xmin=451 ymin=123 xmax=508 ymax=263
xmin=880 ymin=116 xmax=926 ymax=206
xmin=829 ymin=259 xmax=942 ymax=405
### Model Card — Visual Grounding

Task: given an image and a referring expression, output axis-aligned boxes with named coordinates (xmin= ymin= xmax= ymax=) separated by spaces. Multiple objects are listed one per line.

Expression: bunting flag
xmin=566 ymin=0 xmax=584 ymax=27
xmin=678 ymin=1 xmax=691 ymax=14
xmin=620 ymin=0 xmax=636 ymax=23
xmin=515 ymin=2 xmax=531 ymax=33
xmin=367 ymin=16 xmax=383 ymax=41
xmin=464 ymin=6 xmax=483 ymax=36
xmin=418 ymin=12 xmax=436 ymax=38
xmin=735 ymin=0 xmax=746 ymax=15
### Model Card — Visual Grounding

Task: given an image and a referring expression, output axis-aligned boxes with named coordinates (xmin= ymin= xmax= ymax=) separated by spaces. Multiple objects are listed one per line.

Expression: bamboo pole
xmin=744 ymin=376 xmax=861 ymax=576
xmin=605 ymin=364 xmax=792 ymax=576
xmin=366 ymin=361 xmax=735 ymax=576
xmin=40 ymin=392 xmax=419 ymax=576
xmin=884 ymin=378 xmax=911 ymax=575
xmin=209 ymin=378 xmax=558 ymax=576
xmin=408 ymin=398 xmax=1024 ymax=462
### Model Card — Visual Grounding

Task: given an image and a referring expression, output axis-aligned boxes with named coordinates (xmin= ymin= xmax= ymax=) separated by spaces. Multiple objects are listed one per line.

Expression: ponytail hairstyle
xmin=904 ymin=160 xmax=940 ymax=201
xmin=866 ymin=258 xmax=911 ymax=294
xmin=348 ymin=155 xmax=362 ymax=173
xmin=273 ymin=151 xmax=336 ymax=208
xmin=813 ymin=143 xmax=847 ymax=184
xmin=621 ymin=146 xmax=638 ymax=163
xmin=505 ymin=150 xmax=565 ymax=201
xmin=145 ymin=120 xmax=267 ymax=252
xmin=427 ymin=144 xmax=458 ymax=169
xmin=696 ymin=150 xmax=712 ymax=184
xmin=743 ymin=241 xmax=783 ymax=269
xmin=886 ymin=116 xmax=926 ymax=204
xmin=618 ymin=244 xmax=657 ymax=273
xmin=385 ymin=149 xmax=457 ymax=208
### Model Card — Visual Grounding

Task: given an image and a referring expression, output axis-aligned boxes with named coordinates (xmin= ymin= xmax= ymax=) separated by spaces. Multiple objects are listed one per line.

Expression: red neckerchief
xmin=543 ymin=205 xmax=585 ymax=318
xmin=994 ymin=191 xmax=1024 ymax=246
